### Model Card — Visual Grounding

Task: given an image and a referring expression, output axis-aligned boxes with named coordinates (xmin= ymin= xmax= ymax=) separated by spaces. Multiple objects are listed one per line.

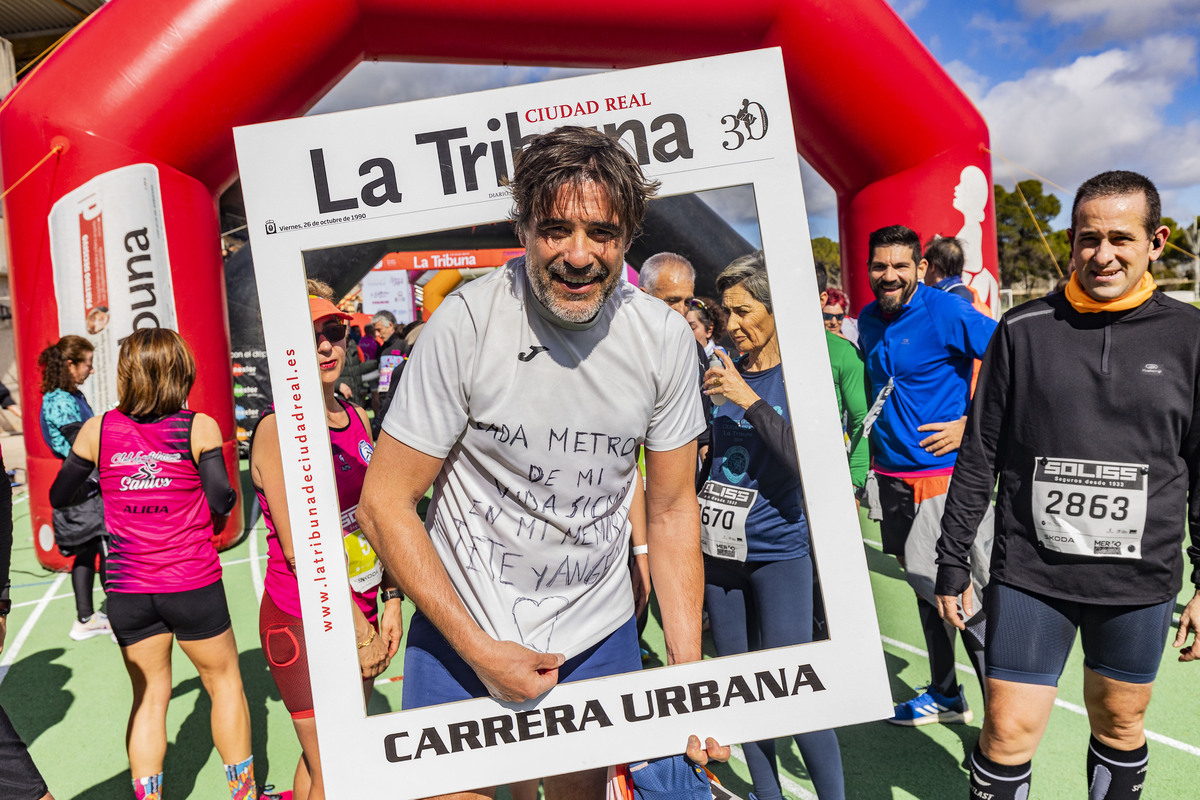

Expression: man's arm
xmin=935 ymin=317 xmax=1010 ymax=625
xmin=945 ymin=294 xmax=999 ymax=362
xmin=918 ymin=300 xmax=999 ymax=456
xmin=357 ymin=433 xmax=563 ymax=702
xmin=1174 ymin=349 xmax=1200 ymax=663
xmin=643 ymin=441 xmax=702 ymax=665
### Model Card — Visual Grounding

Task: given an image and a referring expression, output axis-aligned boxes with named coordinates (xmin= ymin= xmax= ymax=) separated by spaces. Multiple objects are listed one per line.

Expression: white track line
xmin=868 ymin=536 xmax=1200 ymax=755
xmin=880 ymin=625 xmax=1200 ymax=758
xmin=248 ymin=524 xmax=264 ymax=602
xmin=0 ymin=573 xmax=68 ymax=688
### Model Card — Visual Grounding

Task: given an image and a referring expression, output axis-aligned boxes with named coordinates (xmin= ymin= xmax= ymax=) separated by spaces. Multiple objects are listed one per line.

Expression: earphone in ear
xmin=1153 ymin=237 xmax=1162 ymax=248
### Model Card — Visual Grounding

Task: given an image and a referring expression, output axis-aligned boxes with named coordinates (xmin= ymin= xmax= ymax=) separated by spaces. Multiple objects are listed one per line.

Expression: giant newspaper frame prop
xmin=234 ymin=49 xmax=890 ymax=798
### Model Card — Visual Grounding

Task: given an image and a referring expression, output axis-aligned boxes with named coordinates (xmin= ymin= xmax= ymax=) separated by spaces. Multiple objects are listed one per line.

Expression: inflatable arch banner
xmin=234 ymin=48 xmax=891 ymax=796
xmin=1 ymin=0 xmax=996 ymax=564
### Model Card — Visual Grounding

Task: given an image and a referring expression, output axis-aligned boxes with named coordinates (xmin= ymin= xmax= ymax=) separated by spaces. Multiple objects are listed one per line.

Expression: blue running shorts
xmin=402 ymin=613 xmax=641 ymax=709
xmin=986 ymin=582 xmax=1174 ymax=686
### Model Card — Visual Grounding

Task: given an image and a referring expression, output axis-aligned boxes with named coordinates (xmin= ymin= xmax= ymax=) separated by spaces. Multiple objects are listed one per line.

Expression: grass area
xmin=2 ymin=498 xmax=1197 ymax=798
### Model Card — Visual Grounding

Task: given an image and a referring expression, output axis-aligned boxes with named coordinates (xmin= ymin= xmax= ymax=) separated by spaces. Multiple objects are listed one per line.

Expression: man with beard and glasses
xmin=357 ymin=126 xmax=726 ymax=800
xmin=857 ymin=225 xmax=997 ymax=727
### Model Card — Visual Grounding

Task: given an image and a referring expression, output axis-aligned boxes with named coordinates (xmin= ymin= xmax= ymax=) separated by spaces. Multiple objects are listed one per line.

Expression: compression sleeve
xmin=936 ymin=314 xmax=1010 ymax=596
xmin=743 ymin=399 xmax=801 ymax=482
xmin=49 ymin=450 xmax=98 ymax=508
xmin=198 ymin=449 xmax=237 ymax=515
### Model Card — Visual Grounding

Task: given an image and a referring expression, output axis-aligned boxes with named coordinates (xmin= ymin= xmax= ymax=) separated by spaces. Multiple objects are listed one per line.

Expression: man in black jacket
xmin=935 ymin=171 xmax=1200 ymax=800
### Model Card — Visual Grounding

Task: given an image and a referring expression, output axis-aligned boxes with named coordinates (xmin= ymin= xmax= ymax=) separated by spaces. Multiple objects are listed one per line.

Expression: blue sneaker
xmin=888 ymin=684 xmax=973 ymax=726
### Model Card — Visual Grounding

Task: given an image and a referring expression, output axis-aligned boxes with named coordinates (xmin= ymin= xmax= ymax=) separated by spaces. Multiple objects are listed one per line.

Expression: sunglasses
xmin=822 ymin=312 xmax=845 ymax=322
xmin=315 ymin=322 xmax=348 ymax=342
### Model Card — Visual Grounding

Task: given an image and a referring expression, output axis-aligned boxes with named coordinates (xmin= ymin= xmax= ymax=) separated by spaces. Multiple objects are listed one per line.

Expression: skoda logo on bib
xmin=359 ymin=440 xmax=373 ymax=463
xmin=722 ymin=446 xmax=750 ymax=483
xmin=1031 ymin=456 xmax=1148 ymax=559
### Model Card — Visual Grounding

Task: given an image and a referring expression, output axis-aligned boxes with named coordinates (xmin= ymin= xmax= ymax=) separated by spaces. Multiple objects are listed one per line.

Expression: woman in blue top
xmin=701 ymin=252 xmax=844 ymax=800
xmin=39 ymin=335 xmax=111 ymax=641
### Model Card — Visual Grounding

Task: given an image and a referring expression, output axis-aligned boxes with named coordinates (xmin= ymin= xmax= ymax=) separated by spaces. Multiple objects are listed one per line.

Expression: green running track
xmin=3 ymin=491 xmax=1197 ymax=799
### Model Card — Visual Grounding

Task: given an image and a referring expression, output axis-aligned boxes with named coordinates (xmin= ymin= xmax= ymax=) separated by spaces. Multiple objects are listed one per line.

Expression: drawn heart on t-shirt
xmin=511 ymin=596 xmax=569 ymax=653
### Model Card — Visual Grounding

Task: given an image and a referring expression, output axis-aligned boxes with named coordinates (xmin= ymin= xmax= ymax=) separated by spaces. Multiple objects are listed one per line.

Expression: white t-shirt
xmin=384 ymin=258 xmax=704 ymax=658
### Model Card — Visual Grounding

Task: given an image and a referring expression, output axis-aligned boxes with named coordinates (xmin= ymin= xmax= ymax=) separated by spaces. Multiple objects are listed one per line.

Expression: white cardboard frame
xmin=233 ymin=49 xmax=891 ymax=798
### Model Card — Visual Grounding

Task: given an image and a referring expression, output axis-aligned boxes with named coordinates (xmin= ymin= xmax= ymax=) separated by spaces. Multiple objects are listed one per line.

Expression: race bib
xmin=698 ymin=481 xmax=757 ymax=562
xmin=1031 ymin=457 xmax=1148 ymax=559
xmin=341 ymin=504 xmax=384 ymax=592
xmin=378 ymin=353 xmax=404 ymax=393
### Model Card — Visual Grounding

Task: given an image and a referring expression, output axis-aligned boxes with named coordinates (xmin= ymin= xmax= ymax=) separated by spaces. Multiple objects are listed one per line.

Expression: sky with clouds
xmin=312 ymin=0 xmax=1200 ymax=241
xmin=893 ymin=0 xmax=1200 ymax=233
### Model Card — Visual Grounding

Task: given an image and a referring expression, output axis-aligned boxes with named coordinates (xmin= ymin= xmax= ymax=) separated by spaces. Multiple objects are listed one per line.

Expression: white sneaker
xmin=69 ymin=612 xmax=113 ymax=641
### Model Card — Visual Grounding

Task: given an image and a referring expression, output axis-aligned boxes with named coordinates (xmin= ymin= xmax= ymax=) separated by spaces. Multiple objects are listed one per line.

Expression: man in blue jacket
xmin=858 ymin=225 xmax=997 ymax=725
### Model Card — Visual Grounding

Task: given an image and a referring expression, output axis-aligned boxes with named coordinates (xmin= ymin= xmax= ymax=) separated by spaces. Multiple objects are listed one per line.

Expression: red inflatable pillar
xmin=1 ymin=0 xmax=998 ymax=570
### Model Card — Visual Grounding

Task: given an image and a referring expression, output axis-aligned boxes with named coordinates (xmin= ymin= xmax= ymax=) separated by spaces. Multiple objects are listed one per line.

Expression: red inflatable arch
xmin=0 ymin=0 xmax=997 ymax=570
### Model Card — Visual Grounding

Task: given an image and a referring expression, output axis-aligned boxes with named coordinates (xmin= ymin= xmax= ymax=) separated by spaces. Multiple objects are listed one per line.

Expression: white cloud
xmin=800 ymin=159 xmax=839 ymax=239
xmin=892 ymin=0 xmax=928 ymax=21
xmin=961 ymin=35 xmax=1200 ymax=198
xmin=966 ymin=14 xmax=1029 ymax=50
xmin=309 ymin=62 xmax=598 ymax=116
xmin=1018 ymin=0 xmax=1200 ymax=38
xmin=943 ymin=59 xmax=989 ymax=102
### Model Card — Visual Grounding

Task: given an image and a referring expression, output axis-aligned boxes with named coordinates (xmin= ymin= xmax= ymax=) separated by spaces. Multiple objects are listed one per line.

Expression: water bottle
xmin=707 ymin=352 xmax=727 ymax=406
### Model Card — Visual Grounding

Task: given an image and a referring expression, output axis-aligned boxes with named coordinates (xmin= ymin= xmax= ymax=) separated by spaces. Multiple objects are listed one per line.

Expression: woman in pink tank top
xmin=50 ymin=329 xmax=259 ymax=800
xmin=251 ymin=282 xmax=403 ymax=800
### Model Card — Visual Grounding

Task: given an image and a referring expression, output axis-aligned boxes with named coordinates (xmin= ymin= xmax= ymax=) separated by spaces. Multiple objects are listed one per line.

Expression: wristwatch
xmin=380 ymin=588 xmax=404 ymax=603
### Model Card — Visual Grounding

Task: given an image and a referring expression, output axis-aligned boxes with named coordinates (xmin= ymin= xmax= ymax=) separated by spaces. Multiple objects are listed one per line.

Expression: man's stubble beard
xmin=527 ymin=260 xmax=622 ymax=324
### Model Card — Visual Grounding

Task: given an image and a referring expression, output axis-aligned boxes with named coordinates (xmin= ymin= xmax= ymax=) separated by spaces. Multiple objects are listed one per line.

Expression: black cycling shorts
xmin=107 ymin=579 xmax=232 ymax=647
xmin=986 ymin=582 xmax=1174 ymax=686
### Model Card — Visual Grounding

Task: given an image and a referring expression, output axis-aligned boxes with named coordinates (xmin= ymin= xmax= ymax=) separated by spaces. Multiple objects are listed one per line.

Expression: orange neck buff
xmin=1064 ymin=271 xmax=1156 ymax=313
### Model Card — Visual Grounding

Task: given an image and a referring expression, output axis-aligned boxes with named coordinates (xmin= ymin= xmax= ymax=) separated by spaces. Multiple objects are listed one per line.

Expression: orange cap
xmin=309 ymin=295 xmax=353 ymax=323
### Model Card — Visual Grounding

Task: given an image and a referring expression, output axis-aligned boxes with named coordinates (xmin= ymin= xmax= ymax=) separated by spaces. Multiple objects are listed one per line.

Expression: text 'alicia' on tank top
xmin=99 ymin=409 xmax=220 ymax=593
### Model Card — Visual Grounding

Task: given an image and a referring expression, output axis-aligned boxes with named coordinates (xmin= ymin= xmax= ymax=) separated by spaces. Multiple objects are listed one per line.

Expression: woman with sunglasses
xmin=49 ymin=328 xmax=255 ymax=800
xmin=252 ymin=281 xmax=403 ymax=800
xmin=821 ymin=287 xmax=858 ymax=347
xmin=701 ymin=252 xmax=844 ymax=800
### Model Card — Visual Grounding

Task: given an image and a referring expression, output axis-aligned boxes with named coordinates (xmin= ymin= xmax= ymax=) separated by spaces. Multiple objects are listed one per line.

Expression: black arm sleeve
xmin=936 ymin=318 xmax=1011 ymax=596
xmin=743 ymin=399 xmax=801 ymax=482
xmin=198 ymin=449 xmax=237 ymax=515
xmin=59 ymin=421 xmax=84 ymax=445
xmin=49 ymin=450 xmax=99 ymax=508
